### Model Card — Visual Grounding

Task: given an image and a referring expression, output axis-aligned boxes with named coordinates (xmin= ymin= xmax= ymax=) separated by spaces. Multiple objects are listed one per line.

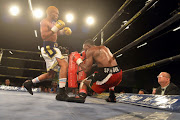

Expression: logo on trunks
xmin=104 ymin=67 xmax=119 ymax=73
xmin=54 ymin=43 xmax=58 ymax=47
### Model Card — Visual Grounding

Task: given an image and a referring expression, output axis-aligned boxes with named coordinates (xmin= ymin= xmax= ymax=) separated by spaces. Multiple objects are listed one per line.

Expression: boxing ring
xmin=0 ymin=0 xmax=180 ymax=119
xmin=1 ymin=90 xmax=180 ymax=120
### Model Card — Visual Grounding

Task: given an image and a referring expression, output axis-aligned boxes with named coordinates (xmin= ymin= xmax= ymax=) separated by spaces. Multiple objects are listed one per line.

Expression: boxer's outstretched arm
xmin=79 ymin=50 xmax=93 ymax=73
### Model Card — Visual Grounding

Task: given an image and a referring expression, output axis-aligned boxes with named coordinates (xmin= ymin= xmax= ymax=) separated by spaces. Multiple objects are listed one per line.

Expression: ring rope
xmin=93 ymin=0 xmax=133 ymax=41
xmin=0 ymin=74 xmax=30 ymax=79
xmin=3 ymin=57 xmax=45 ymax=63
xmin=0 ymin=66 xmax=46 ymax=72
xmin=113 ymin=12 xmax=180 ymax=56
xmin=2 ymin=48 xmax=40 ymax=54
xmin=103 ymin=0 xmax=159 ymax=45
xmin=123 ymin=54 xmax=180 ymax=73
xmin=3 ymin=54 xmax=179 ymax=79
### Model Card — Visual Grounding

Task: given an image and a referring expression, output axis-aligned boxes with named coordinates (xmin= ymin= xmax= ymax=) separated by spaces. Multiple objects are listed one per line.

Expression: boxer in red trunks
xmin=71 ymin=39 xmax=122 ymax=103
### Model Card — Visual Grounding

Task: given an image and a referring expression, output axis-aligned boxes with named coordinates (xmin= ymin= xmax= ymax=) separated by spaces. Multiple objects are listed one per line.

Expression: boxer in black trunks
xmin=71 ymin=39 xmax=122 ymax=103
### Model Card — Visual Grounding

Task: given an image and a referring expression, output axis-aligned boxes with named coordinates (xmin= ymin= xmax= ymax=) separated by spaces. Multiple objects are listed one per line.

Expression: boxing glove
xmin=73 ymin=52 xmax=83 ymax=65
xmin=51 ymin=20 xmax=65 ymax=33
xmin=63 ymin=27 xmax=72 ymax=35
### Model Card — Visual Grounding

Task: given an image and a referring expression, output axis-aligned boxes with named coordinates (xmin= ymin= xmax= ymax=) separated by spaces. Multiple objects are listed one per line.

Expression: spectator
xmin=152 ymin=88 xmax=156 ymax=95
xmin=138 ymin=89 xmax=148 ymax=94
xmin=44 ymin=87 xmax=48 ymax=93
xmin=50 ymin=81 xmax=58 ymax=93
xmin=44 ymin=87 xmax=50 ymax=93
xmin=39 ymin=86 xmax=45 ymax=92
xmin=120 ymin=90 xmax=125 ymax=94
xmin=155 ymin=72 xmax=180 ymax=95
xmin=5 ymin=79 xmax=11 ymax=86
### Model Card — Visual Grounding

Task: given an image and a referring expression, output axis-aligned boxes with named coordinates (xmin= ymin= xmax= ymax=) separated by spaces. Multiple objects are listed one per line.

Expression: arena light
xmin=9 ymin=51 xmax=13 ymax=55
xmin=173 ymin=26 xmax=180 ymax=31
xmin=9 ymin=6 xmax=20 ymax=16
xmin=38 ymin=46 xmax=41 ymax=50
xmin=116 ymin=54 xmax=123 ymax=58
xmin=66 ymin=13 xmax=74 ymax=23
xmin=122 ymin=20 xmax=129 ymax=29
xmin=137 ymin=42 xmax=147 ymax=48
xmin=86 ymin=16 xmax=94 ymax=25
xmin=33 ymin=9 xmax=43 ymax=18
xmin=34 ymin=30 xmax=38 ymax=37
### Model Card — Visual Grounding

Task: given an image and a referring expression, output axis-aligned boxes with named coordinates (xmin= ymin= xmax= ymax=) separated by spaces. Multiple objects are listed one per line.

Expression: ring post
xmin=101 ymin=29 xmax=104 ymax=45
xmin=0 ymin=48 xmax=3 ymax=65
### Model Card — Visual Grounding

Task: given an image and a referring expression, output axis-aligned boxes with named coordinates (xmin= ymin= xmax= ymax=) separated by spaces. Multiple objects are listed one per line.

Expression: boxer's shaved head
xmin=83 ymin=39 xmax=95 ymax=51
xmin=46 ymin=6 xmax=59 ymax=21
xmin=46 ymin=6 xmax=59 ymax=15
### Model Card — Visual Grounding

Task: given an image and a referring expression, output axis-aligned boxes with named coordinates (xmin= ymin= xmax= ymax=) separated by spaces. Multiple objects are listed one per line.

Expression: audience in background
xmin=155 ymin=72 xmax=180 ymax=95
xmin=2 ymin=72 xmax=180 ymax=96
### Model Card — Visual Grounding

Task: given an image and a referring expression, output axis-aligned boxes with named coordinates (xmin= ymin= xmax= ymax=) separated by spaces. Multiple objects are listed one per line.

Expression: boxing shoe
xmin=56 ymin=87 xmax=68 ymax=101
xmin=66 ymin=92 xmax=87 ymax=103
xmin=105 ymin=95 xmax=116 ymax=103
xmin=23 ymin=80 xmax=34 ymax=95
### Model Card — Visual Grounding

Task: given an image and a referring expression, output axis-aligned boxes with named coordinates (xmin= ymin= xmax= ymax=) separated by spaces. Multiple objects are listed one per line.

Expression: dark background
xmin=0 ymin=0 xmax=179 ymax=93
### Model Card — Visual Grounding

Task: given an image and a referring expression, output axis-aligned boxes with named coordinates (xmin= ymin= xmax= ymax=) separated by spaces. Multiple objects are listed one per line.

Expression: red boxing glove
xmin=73 ymin=52 xmax=83 ymax=65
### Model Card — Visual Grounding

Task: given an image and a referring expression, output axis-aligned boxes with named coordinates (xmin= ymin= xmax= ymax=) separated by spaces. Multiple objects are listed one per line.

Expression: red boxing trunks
xmin=89 ymin=66 xmax=122 ymax=94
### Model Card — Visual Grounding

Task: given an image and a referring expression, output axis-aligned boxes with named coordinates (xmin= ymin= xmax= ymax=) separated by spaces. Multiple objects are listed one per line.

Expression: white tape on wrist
xmin=51 ymin=26 xmax=59 ymax=33
xmin=76 ymin=58 xmax=83 ymax=65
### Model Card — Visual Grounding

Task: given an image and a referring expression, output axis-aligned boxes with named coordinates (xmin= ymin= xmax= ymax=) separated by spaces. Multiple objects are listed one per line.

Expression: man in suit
xmin=155 ymin=72 xmax=180 ymax=95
